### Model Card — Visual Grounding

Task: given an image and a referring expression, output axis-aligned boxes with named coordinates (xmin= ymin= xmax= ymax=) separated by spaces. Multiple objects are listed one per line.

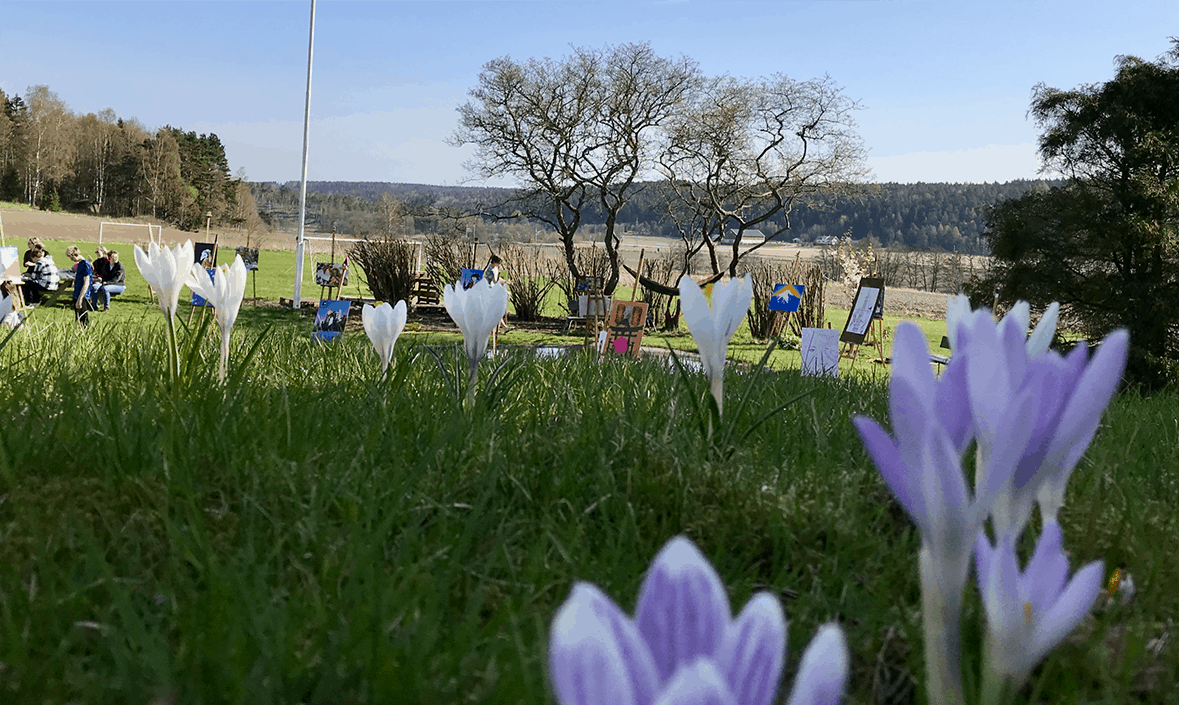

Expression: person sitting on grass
xmin=65 ymin=246 xmax=94 ymax=328
xmin=91 ymin=249 xmax=126 ymax=311
xmin=20 ymin=245 xmax=60 ymax=305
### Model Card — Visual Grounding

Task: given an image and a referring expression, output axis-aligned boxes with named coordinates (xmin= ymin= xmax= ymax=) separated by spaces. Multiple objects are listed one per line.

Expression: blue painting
xmin=461 ymin=268 xmax=483 ymax=290
xmin=312 ymin=299 xmax=351 ymax=342
xmin=768 ymin=283 xmax=804 ymax=312
xmin=191 ymin=268 xmax=215 ymax=307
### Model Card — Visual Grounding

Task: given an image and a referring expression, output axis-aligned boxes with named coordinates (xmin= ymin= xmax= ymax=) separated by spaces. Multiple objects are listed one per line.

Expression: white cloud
xmin=868 ymin=143 xmax=1051 ymax=184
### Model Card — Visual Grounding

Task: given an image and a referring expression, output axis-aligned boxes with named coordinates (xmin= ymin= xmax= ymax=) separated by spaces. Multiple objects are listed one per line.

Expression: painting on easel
xmin=194 ymin=242 xmax=216 ymax=268
xmin=840 ymin=277 xmax=885 ymax=345
xmin=602 ymin=301 xmax=648 ymax=357
xmin=235 ymin=247 xmax=259 ymax=271
xmin=311 ymin=299 xmax=350 ymax=342
xmin=769 ymin=283 xmax=804 ymax=312
xmin=315 ymin=260 xmax=349 ymax=288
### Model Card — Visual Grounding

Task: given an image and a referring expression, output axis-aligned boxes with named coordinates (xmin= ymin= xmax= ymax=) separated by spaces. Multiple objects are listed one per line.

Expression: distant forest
xmin=249 ymin=179 xmax=1062 ymax=255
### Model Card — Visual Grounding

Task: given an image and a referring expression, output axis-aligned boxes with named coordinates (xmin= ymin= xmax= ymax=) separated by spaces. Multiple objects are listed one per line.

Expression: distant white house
xmin=718 ymin=228 xmax=771 ymax=245
xmin=814 ymin=235 xmax=839 ymax=246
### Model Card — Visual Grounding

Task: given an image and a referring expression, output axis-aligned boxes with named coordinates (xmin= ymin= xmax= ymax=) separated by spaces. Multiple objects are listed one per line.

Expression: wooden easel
xmin=583 ymin=279 xmax=608 ymax=353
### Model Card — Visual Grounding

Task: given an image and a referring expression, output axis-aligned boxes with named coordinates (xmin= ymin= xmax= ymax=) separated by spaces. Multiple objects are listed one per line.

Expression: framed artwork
xmin=460 ymin=268 xmax=483 ymax=290
xmin=872 ymin=284 xmax=885 ymax=320
xmin=190 ymin=268 xmax=216 ymax=307
xmin=311 ymin=299 xmax=351 ymax=341
xmin=603 ymin=300 xmax=648 ymax=357
xmin=575 ymin=275 xmax=604 ymax=292
xmin=194 ymin=242 xmax=216 ymax=268
xmin=315 ymin=260 xmax=349 ymax=288
xmin=235 ymin=247 xmax=259 ymax=272
xmin=769 ymin=283 xmax=804 ymax=312
xmin=840 ymin=277 xmax=885 ymax=344
xmin=801 ymin=327 xmax=840 ymax=378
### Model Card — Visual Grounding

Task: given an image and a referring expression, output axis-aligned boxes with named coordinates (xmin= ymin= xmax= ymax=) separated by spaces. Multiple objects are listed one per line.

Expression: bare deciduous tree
xmin=453 ymin=42 xmax=700 ymax=294
xmin=660 ymin=74 xmax=870 ymax=277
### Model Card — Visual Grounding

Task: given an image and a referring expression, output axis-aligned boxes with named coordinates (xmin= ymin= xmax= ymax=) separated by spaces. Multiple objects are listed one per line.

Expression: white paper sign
xmin=801 ymin=327 xmax=840 ymax=378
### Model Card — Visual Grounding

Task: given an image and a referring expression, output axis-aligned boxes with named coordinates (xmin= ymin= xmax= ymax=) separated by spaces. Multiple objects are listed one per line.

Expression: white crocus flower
xmin=134 ymin=240 xmax=194 ymax=322
xmin=679 ymin=274 xmax=753 ymax=417
xmin=362 ymin=300 xmax=408 ymax=376
xmin=186 ymin=255 xmax=248 ymax=382
xmin=444 ymin=277 xmax=509 ymax=405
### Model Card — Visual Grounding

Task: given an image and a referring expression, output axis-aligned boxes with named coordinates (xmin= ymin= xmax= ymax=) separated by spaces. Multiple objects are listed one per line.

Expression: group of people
xmin=19 ymin=238 xmax=126 ymax=310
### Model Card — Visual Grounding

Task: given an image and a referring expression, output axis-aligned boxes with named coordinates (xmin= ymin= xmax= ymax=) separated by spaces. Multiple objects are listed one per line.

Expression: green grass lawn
xmin=0 ymin=298 xmax=1175 ymax=704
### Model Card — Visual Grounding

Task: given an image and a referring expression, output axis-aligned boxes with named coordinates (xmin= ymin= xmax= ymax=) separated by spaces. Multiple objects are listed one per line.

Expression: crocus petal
xmin=981 ymin=535 xmax=1030 ymax=676
xmin=853 ymin=416 xmax=928 ymax=534
xmin=999 ymin=301 xmax=1030 ymax=341
xmin=1028 ymin=560 xmax=1104 ymax=667
xmin=945 ymin=294 xmax=972 ymax=352
xmin=933 ymin=355 xmax=972 ymax=455
xmin=680 ymin=276 xmax=721 ymax=379
xmin=1036 ymin=330 xmax=1129 ymax=520
xmin=890 ymin=323 xmax=937 ymax=405
xmin=1022 ymin=522 xmax=1069 ymax=617
xmin=1026 ymin=302 xmax=1059 ymax=356
xmin=717 ymin=593 xmax=786 ymax=705
xmin=784 ymin=624 xmax=849 ymax=705
xmin=650 ymin=660 xmax=738 ymax=705
xmin=550 ymin=583 xmax=653 ymax=705
xmin=635 ymin=537 xmax=732 ymax=683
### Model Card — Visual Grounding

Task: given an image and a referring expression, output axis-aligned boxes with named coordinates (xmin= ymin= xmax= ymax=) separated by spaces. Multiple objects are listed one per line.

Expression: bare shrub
xmin=424 ymin=232 xmax=468 ymax=290
xmin=348 ymin=237 xmax=418 ymax=306
xmin=746 ymin=254 xmax=827 ymax=339
xmin=638 ymin=254 xmax=679 ymax=329
xmin=548 ymin=244 xmax=612 ymax=316
xmin=498 ymin=244 xmax=557 ymax=321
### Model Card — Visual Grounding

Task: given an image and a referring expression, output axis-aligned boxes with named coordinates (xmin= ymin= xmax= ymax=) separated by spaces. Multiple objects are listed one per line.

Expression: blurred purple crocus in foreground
xmin=549 ymin=536 xmax=848 ymax=705
xmin=952 ymin=305 xmax=1129 ymax=540
xmin=975 ymin=522 xmax=1104 ymax=701
xmin=853 ymin=323 xmax=1037 ymax=705
xmin=855 ymin=314 xmax=1129 ymax=705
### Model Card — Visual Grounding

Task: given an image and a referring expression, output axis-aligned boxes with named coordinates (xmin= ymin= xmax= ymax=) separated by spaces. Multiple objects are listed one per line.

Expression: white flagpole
xmin=293 ymin=0 xmax=316 ymax=309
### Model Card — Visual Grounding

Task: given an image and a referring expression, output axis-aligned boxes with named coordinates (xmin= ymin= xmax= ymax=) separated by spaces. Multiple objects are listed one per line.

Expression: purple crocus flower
xmin=548 ymin=536 xmax=848 ymax=705
xmin=853 ymin=322 xmax=1038 ymax=704
xmin=974 ymin=521 xmax=1104 ymax=689
xmin=954 ymin=307 xmax=1129 ymax=538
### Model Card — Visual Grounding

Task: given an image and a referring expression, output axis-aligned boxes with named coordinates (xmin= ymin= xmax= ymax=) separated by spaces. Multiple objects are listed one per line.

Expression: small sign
xmin=801 ymin=327 xmax=840 ymax=378
xmin=769 ymin=283 xmax=804 ymax=312
xmin=312 ymin=299 xmax=350 ymax=341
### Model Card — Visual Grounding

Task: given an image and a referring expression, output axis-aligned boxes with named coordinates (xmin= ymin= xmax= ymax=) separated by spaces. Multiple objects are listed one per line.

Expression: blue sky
xmin=2 ymin=1 xmax=1176 ymax=186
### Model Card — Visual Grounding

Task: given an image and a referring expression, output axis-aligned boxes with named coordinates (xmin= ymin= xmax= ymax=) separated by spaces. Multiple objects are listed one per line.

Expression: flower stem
xmin=979 ymin=640 xmax=1014 ymax=705
xmin=919 ymin=547 xmax=966 ymax=705
xmin=466 ymin=354 xmax=479 ymax=408
xmin=219 ymin=327 xmax=230 ymax=383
